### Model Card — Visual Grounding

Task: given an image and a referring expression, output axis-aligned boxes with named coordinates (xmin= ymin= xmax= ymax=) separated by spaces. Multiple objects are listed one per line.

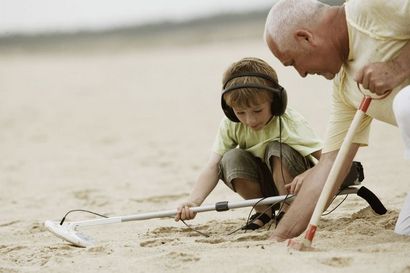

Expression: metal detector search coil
xmin=45 ymin=221 xmax=95 ymax=247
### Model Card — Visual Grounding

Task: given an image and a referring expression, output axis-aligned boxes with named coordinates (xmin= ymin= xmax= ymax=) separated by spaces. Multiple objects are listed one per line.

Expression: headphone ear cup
xmin=221 ymin=97 xmax=240 ymax=122
xmin=224 ymin=107 xmax=240 ymax=122
xmin=271 ymin=88 xmax=288 ymax=116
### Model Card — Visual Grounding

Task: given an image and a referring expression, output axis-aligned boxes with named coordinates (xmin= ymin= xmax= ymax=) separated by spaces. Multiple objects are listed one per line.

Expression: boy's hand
xmin=175 ymin=202 xmax=198 ymax=221
xmin=285 ymin=172 xmax=308 ymax=195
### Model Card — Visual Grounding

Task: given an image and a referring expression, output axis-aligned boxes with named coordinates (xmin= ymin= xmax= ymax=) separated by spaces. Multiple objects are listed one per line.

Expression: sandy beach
xmin=1 ymin=14 xmax=410 ymax=273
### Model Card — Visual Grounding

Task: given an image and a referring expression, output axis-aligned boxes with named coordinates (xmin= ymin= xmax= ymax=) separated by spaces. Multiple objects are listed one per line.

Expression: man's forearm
xmin=270 ymin=144 xmax=360 ymax=241
xmin=270 ymin=157 xmax=334 ymax=241
xmin=355 ymin=41 xmax=410 ymax=94
xmin=393 ymin=41 xmax=410 ymax=83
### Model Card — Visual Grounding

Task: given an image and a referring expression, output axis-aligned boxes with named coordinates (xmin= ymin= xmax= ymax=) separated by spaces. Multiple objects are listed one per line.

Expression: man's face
xmin=266 ymin=35 xmax=342 ymax=80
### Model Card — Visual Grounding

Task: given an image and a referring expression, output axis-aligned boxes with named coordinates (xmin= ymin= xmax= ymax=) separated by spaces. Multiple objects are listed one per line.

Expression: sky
xmin=0 ymin=0 xmax=273 ymax=36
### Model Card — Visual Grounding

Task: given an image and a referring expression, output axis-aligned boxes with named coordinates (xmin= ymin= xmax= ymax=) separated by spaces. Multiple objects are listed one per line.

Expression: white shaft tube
xmin=71 ymin=195 xmax=293 ymax=228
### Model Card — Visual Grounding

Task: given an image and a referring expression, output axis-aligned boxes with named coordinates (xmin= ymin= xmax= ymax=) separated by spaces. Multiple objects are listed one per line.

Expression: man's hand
xmin=354 ymin=60 xmax=405 ymax=96
xmin=287 ymin=238 xmax=315 ymax=251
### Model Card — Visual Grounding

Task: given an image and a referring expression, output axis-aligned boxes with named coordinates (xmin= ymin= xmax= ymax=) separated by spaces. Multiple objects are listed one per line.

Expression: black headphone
xmin=221 ymin=72 xmax=288 ymax=122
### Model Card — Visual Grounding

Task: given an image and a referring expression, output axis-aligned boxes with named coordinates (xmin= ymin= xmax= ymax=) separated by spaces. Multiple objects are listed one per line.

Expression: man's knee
xmin=393 ymin=86 xmax=410 ymax=123
xmin=393 ymin=86 xmax=410 ymax=158
xmin=395 ymin=193 xmax=410 ymax=236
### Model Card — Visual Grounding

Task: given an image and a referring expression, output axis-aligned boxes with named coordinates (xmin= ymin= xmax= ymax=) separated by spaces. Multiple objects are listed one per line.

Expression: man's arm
xmin=355 ymin=41 xmax=410 ymax=95
xmin=269 ymin=144 xmax=360 ymax=241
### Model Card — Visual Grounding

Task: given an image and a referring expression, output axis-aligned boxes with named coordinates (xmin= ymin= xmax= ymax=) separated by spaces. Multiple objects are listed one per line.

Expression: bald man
xmin=264 ymin=0 xmax=410 ymax=241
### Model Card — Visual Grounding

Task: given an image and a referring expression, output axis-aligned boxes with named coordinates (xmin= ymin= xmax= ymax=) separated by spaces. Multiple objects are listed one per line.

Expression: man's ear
xmin=294 ymin=29 xmax=314 ymax=46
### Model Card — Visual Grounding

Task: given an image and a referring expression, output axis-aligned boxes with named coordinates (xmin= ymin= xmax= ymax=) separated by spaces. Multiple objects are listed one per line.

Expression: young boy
xmin=175 ymin=57 xmax=322 ymax=229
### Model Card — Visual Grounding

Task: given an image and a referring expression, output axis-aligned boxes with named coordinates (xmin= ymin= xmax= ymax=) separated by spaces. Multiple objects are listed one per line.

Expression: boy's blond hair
xmin=222 ymin=57 xmax=279 ymax=109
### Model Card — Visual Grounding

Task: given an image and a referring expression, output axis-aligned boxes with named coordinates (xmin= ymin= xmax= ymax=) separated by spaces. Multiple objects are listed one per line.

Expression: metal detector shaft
xmin=65 ymin=188 xmax=359 ymax=229
xmin=302 ymin=96 xmax=372 ymax=248
xmin=67 ymin=195 xmax=296 ymax=228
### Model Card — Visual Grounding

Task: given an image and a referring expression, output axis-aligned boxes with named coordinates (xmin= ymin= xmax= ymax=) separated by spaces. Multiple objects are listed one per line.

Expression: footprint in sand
xmin=0 ymin=245 xmax=27 ymax=255
xmin=166 ymin=251 xmax=200 ymax=263
xmin=3 ymin=245 xmax=52 ymax=267
xmin=233 ymin=233 xmax=270 ymax=242
xmin=0 ymin=220 xmax=20 ymax=227
xmin=149 ymin=226 xmax=182 ymax=235
xmin=320 ymin=256 xmax=353 ymax=268
xmin=131 ymin=193 xmax=188 ymax=204
xmin=87 ymin=245 xmax=113 ymax=255
xmin=72 ymin=189 xmax=110 ymax=207
xmin=194 ymin=238 xmax=226 ymax=244
xmin=0 ymin=267 xmax=19 ymax=273
xmin=73 ymin=189 xmax=96 ymax=200
xmin=139 ymin=238 xmax=179 ymax=247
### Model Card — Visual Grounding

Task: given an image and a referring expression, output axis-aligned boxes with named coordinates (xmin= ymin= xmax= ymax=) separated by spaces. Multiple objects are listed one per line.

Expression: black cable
xmin=275 ymin=116 xmax=292 ymax=227
xmin=237 ymin=115 xmax=291 ymax=233
xmin=59 ymin=209 xmax=108 ymax=225
xmin=322 ymin=190 xmax=349 ymax=216
xmin=180 ymin=219 xmax=210 ymax=237
xmin=228 ymin=199 xmax=283 ymax=235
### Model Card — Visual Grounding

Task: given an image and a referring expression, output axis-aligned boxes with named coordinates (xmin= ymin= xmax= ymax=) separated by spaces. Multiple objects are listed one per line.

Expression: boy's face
xmin=232 ymin=101 xmax=273 ymax=130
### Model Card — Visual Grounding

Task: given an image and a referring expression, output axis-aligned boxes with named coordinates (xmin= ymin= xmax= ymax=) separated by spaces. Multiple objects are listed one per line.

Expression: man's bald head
xmin=264 ymin=0 xmax=327 ymax=51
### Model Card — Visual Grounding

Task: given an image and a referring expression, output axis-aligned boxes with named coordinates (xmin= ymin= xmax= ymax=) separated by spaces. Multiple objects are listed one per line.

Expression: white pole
xmin=301 ymin=96 xmax=372 ymax=247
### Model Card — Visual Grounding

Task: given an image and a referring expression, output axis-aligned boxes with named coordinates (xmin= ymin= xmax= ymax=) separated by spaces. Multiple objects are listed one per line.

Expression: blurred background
xmin=0 ymin=0 xmax=365 ymax=212
xmin=1 ymin=0 xmax=372 ymax=209
xmin=0 ymin=0 xmax=345 ymax=50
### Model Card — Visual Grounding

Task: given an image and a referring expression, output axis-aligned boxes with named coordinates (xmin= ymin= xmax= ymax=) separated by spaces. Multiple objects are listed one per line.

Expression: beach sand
xmin=1 ymin=23 xmax=410 ymax=273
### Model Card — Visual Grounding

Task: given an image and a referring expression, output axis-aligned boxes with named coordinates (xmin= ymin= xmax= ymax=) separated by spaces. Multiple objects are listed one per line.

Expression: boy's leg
xmin=219 ymin=149 xmax=273 ymax=218
xmin=264 ymin=141 xmax=311 ymax=196
xmin=393 ymin=85 xmax=410 ymax=235
xmin=265 ymin=142 xmax=365 ymax=193
xmin=264 ymin=142 xmax=311 ymax=213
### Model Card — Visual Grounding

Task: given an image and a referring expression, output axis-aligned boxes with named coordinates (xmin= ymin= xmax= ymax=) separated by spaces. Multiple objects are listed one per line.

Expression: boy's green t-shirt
xmin=212 ymin=107 xmax=322 ymax=160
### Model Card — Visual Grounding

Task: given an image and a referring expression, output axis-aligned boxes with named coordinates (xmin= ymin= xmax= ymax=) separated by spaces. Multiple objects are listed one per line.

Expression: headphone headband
xmin=223 ymin=72 xmax=279 ymax=89
xmin=221 ymin=72 xmax=287 ymax=122
xmin=222 ymin=84 xmax=284 ymax=97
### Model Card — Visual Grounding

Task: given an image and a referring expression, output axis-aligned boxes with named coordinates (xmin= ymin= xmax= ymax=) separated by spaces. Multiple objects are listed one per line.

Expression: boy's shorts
xmin=218 ymin=141 xmax=313 ymax=197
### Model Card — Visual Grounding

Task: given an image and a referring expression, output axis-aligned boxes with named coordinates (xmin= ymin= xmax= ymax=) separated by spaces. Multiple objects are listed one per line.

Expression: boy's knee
xmin=265 ymin=141 xmax=295 ymax=159
xmin=221 ymin=149 xmax=250 ymax=166
xmin=219 ymin=149 xmax=261 ymax=192
xmin=264 ymin=141 xmax=309 ymax=177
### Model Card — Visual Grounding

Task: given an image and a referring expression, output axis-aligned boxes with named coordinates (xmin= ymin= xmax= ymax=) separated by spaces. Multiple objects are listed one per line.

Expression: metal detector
xmin=45 ymin=184 xmax=385 ymax=248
